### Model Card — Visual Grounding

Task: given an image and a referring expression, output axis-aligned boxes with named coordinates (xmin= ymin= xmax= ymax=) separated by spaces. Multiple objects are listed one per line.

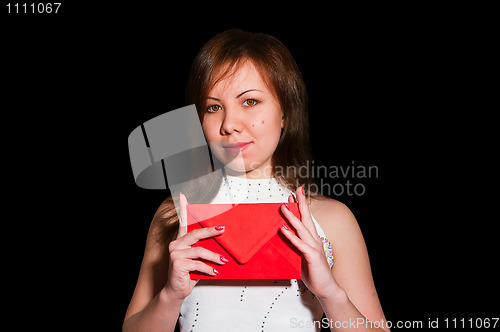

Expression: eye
xmin=206 ymin=104 xmax=222 ymax=113
xmin=243 ymin=99 xmax=260 ymax=107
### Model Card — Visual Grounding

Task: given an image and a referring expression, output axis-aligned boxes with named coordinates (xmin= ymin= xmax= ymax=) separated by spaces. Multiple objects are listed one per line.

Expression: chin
xmin=210 ymin=146 xmax=272 ymax=177
xmin=225 ymin=160 xmax=273 ymax=179
xmin=223 ymin=159 xmax=257 ymax=174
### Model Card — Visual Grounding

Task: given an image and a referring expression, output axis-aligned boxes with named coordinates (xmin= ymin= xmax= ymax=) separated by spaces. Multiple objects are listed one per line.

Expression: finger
xmin=174 ymin=246 xmax=229 ymax=265
xmin=296 ymin=186 xmax=319 ymax=239
xmin=173 ymin=258 xmax=219 ymax=277
xmin=281 ymin=204 xmax=317 ymax=244
xmin=176 ymin=192 xmax=188 ymax=240
xmin=177 ymin=225 xmax=226 ymax=247
xmin=188 ymin=260 xmax=220 ymax=276
xmin=280 ymin=223 xmax=313 ymax=254
xmin=288 ymin=193 xmax=295 ymax=203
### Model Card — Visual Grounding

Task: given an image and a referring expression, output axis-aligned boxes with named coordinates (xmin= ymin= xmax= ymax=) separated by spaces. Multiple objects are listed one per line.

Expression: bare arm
xmin=280 ymin=189 xmax=389 ymax=332
xmin=123 ymin=194 xmax=226 ymax=331
xmin=122 ymin=234 xmax=181 ymax=332
xmin=313 ymin=198 xmax=388 ymax=332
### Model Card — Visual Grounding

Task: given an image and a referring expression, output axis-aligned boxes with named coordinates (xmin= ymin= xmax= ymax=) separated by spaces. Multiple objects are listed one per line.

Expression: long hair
xmin=152 ymin=29 xmax=317 ymax=244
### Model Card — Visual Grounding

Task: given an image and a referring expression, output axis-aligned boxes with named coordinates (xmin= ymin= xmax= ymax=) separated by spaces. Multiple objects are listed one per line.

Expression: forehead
xmin=208 ymin=60 xmax=271 ymax=96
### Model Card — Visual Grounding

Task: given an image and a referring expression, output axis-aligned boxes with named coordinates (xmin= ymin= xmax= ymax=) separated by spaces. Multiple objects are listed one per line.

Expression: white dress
xmin=179 ymin=176 xmax=334 ymax=332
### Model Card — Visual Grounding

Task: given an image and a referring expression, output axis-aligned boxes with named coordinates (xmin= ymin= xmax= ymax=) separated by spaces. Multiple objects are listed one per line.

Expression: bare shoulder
xmin=309 ymin=195 xmax=354 ymax=220
xmin=308 ymin=195 xmax=359 ymax=240
xmin=308 ymin=194 xmax=368 ymax=260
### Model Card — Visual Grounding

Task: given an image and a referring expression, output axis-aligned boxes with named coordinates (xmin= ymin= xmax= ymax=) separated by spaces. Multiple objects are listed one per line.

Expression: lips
xmin=222 ymin=142 xmax=252 ymax=153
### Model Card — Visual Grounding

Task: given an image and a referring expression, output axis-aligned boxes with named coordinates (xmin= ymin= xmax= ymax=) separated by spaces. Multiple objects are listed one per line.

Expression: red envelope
xmin=187 ymin=203 xmax=302 ymax=279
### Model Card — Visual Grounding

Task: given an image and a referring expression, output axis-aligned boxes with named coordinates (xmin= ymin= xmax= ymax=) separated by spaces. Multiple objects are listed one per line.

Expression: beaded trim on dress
xmin=210 ymin=175 xmax=292 ymax=204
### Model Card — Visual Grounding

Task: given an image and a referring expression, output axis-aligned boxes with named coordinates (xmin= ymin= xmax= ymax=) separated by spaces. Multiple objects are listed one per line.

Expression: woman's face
xmin=202 ymin=61 xmax=284 ymax=178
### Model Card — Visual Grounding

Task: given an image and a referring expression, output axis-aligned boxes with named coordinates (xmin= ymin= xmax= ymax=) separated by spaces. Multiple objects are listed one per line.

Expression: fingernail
xmin=283 ymin=203 xmax=291 ymax=211
xmin=282 ymin=223 xmax=290 ymax=230
xmin=300 ymin=186 xmax=305 ymax=196
xmin=215 ymin=226 xmax=225 ymax=231
xmin=220 ymin=256 xmax=229 ymax=263
xmin=213 ymin=268 xmax=219 ymax=275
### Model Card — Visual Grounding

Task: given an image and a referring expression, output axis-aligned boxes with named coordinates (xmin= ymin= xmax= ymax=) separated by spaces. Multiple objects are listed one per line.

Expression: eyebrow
xmin=206 ymin=89 xmax=262 ymax=102
xmin=236 ymin=89 xmax=262 ymax=98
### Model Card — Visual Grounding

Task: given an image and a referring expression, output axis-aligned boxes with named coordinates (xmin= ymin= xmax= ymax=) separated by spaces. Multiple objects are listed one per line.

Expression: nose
xmin=220 ymin=107 xmax=242 ymax=135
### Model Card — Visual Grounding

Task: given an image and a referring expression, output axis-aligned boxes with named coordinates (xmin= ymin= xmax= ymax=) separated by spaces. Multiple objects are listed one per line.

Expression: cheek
xmin=251 ymin=120 xmax=266 ymax=127
xmin=202 ymin=121 xmax=218 ymax=141
xmin=252 ymin=119 xmax=281 ymax=143
xmin=202 ymin=124 xmax=210 ymax=139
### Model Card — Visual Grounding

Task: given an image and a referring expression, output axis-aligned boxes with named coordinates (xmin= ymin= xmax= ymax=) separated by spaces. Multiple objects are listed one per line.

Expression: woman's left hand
xmin=280 ymin=187 xmax=342 ymax=300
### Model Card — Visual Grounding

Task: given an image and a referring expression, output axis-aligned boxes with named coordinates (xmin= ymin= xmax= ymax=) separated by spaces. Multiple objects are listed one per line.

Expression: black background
xmin=2 ymin=2 xmax=497 ymax=330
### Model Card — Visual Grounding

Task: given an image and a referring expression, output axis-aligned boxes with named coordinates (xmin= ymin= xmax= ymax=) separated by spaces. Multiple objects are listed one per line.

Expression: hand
xmin=279 ymin=187 xmax=342 ymax=299
xmin=164 ymin=193 xmax=228 ymax=301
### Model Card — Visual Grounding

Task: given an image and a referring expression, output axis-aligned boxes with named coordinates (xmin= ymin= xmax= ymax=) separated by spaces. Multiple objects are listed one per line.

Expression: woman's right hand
xmin=163 ymin=192 xmax=227 ymax=301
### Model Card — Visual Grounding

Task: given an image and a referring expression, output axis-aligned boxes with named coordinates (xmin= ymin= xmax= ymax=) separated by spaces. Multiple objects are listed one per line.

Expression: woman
xmin=123 ymin=29 xmax=388 ymax=332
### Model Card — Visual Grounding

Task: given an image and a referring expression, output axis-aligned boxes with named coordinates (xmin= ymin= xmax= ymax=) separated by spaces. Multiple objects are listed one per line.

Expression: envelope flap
xmin=187 ymin=203 xmax=299 ymax=264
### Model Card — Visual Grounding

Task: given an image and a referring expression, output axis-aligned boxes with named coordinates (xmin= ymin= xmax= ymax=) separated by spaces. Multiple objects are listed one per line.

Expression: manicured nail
xmin=282 ymin=223 xmax=290 ymax=230
xmin=300 ymin=186 xmax=305 ymax=196
xmin=283 ymin=203 xmax=291 ymax=211
xmin=213 ymin=268 xmax=219 ymax=275
xmin=215 ymin=226 xmax=225 ymax=231
xmin=220 ymin=255 xmax=229 ymax=263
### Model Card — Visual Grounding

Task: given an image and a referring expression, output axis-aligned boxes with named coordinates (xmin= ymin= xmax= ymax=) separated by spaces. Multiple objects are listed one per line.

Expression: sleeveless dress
xmin=179 ymin=176 xmax=334 ymax=332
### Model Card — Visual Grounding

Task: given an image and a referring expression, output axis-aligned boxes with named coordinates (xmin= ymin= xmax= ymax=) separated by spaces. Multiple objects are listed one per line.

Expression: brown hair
xmin=152 ymin=29 xmax=317 ymax=244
